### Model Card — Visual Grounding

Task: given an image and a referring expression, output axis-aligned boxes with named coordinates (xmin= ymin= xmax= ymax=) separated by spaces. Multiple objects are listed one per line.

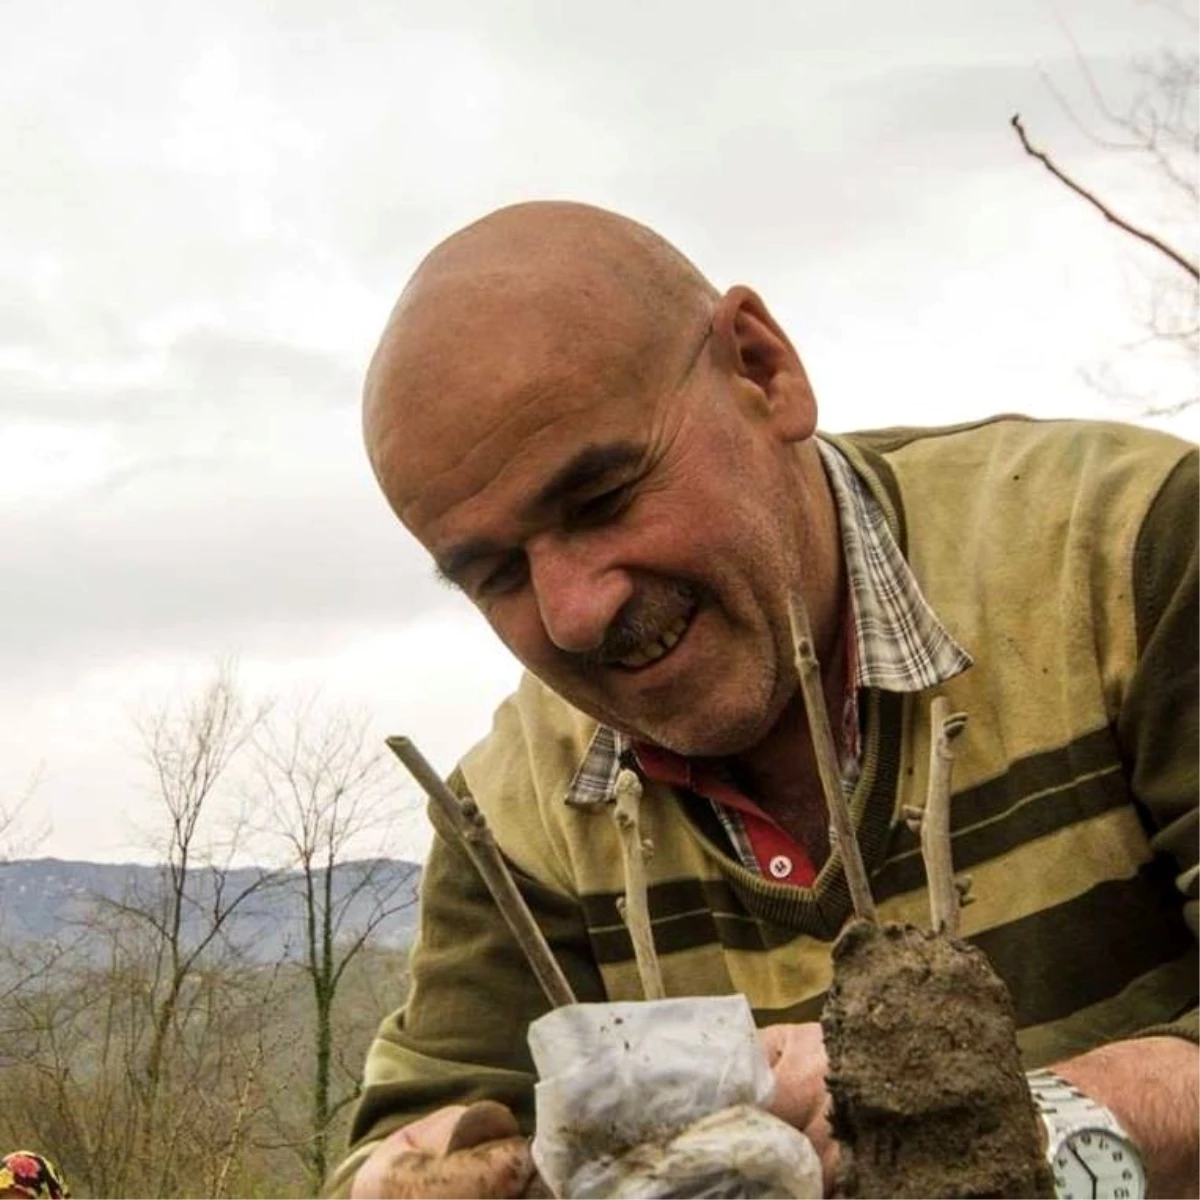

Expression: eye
xmin=475 ymin=553 xmax=528 ymax=600
xmin=570 ymin=482 xmax=633 ymax=527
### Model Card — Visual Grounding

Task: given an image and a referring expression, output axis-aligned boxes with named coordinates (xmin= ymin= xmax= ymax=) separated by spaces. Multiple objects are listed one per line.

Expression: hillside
xmin=0 ymin=856 xmax=422 ymax=963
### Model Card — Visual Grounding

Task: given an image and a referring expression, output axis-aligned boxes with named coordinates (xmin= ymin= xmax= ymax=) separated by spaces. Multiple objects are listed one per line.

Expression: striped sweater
xmin=332 ymin=417 xmax=1198 ymax=1192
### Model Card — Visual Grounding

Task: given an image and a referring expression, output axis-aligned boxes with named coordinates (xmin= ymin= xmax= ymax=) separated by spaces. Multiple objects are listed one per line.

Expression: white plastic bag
xmin=528 ymin=996 xmax=821 ymax=1199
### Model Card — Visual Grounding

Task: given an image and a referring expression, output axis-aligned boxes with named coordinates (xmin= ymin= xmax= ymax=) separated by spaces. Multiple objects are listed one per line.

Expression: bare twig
xmin=787 ymin=593 xmax=878 ymax=923
xmin=917 ymin=697 xmax=969 ymax=937
xmin=611 ymin=768 xmax=665 ymax=1000
xmin=1011 ymin=113 xmax=1199 ymax=281
xmin=1039 ymin=14 xmax=1132 ymax=149
xmin=387 ymin=736 xmax=577 ymax=1008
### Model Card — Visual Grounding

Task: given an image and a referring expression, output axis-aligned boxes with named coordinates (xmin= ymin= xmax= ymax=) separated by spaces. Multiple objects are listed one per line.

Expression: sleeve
xmin=324 ymin=773 xmax=608 ymax=1196
xmin=1115 ymin=448 xmax=1199 ymax=1043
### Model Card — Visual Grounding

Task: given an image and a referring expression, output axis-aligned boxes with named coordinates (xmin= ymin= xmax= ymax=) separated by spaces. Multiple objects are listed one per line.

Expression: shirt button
xmin=768 ymin=854 xmax=793 ymax=879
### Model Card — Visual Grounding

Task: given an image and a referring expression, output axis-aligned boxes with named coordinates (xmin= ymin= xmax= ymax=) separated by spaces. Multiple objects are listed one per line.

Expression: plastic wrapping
xmin=528 ymin=996 xmax=821 ymax=1199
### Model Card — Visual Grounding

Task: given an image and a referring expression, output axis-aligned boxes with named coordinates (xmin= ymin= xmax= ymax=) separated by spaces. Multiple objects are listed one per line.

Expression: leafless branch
xmin=611 ymin=768 xmax=665 ymax=1000
xmin=787 ymin=592 xmax=877 ymax=923
xmin=1011 ymin=113 xmax=1199 ymax=280
xmin=389 ymin=736 xmax=576 ymax=1006
xmin=905 ymin=698 xmax=969 ymax=937
xmin=0 ymin=767 xmax=50 ymax=862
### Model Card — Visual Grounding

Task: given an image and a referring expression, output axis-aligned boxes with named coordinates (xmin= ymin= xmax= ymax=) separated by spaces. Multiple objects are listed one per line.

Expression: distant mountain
xmin=0 ymin=856 xmax=422 ymax=964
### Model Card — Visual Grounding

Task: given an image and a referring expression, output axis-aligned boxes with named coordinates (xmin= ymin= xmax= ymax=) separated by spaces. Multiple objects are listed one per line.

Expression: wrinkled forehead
xmin=379 ymin=374 xmax=618 ymax=524
xmin=365 ymin=298 xmax=659 ymax=530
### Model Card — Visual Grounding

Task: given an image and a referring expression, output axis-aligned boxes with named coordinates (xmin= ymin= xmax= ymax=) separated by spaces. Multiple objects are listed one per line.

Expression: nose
xmin=527 ymin=533 xmax=633 ymax=654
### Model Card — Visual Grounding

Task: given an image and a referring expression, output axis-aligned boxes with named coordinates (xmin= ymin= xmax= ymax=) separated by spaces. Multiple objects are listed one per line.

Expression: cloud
xmin=1 ymin=408 xmax=456 ymax=682
xmin=0 ymin=0 xmax=1192 ymax=862
xmin=0 ymin=328 xmax=359 ymax=424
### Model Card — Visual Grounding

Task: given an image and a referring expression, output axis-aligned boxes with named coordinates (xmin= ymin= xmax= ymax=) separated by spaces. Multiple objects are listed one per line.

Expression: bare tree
xmin=0 ymin=669 xmax=418 ymax=1197
xmin=0 ymin=929 xmax=294 ymax=1199
xmin=94 ymin=660 xmax=277 ymax=1194
xmin=1013 ymin=4 xmax=1198 ymax=414
xmin=0 ymin=769 xmax=49 ymax=864
xmin=252 ymin=697 xmax=419 ymax=1192
xmin=0 ymin=665 xmax=298 ymax=1197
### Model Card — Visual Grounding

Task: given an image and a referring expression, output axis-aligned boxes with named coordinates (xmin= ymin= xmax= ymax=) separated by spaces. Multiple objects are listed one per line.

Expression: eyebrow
xmin=434 ymin=535 xmax=506 ymax=587
xmin=528 ymin=440 xmax=644 ymax=514
xmin=433 ymin=440 xmax=645 ymax=585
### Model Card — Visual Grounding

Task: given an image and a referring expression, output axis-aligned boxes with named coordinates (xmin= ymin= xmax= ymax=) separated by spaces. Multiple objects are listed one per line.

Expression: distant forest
xmin=0 ymin=666 xmax=427 ymax=1198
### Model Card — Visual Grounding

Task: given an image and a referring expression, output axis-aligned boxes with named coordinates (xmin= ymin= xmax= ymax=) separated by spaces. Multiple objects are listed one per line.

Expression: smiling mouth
xmin=612 ymin=605 xmax=697 ymax=670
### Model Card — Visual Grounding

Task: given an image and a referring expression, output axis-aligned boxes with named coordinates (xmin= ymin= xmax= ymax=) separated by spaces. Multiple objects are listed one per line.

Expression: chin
xmin=561 ymin=666 xmax=784 ymax=758
xmin=630 ymin=706 xmax=776 ymax=759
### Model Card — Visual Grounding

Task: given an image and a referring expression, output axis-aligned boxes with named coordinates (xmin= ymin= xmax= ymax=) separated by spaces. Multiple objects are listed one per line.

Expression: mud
xmin=822 ymin=920 xmax=1055 ymax=1199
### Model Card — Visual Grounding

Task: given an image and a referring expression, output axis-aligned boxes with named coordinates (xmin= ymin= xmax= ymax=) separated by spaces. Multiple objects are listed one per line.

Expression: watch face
xmin=1051 ymin=1129 xmax=1145 ymax=1200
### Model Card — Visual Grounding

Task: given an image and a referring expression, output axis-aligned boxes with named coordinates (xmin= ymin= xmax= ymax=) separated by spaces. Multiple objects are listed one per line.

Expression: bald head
xmin=359 ymin=201 xmax=837 ymax=755
xmin=401 ymin=200 xmax=715 ymax=318
xmin=363 ymin=202 xmax=718 ymax=503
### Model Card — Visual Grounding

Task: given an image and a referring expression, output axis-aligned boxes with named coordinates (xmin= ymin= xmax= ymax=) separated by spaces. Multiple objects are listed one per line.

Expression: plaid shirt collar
xmin=565 ymin=437 xmax=972 ymax=809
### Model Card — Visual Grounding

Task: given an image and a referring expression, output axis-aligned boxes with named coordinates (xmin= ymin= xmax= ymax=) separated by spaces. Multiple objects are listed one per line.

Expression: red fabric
xmin=632 ymin=743 xmax=817 ymax=887
xmin=630 ymin=601 xmax=860 ymax=891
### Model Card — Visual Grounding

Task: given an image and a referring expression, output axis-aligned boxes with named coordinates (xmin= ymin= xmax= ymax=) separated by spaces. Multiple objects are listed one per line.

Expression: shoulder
xmin=454 ymin=672 xmax=601 ymax=892
xmin=829 ymin=417 xmax=1194 ymax=548
xmin=833 ymin=415 xmax=1192 ymax=486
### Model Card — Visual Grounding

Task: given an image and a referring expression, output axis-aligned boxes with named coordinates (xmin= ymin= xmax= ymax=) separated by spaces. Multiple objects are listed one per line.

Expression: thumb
xmin=446 ymin=1100 xmax=522 ymax=1152
xmin=352 ymin=1136 xmax=534 ymax=1199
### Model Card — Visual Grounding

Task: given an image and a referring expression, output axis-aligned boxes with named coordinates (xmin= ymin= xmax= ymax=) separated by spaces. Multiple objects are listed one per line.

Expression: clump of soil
xmin=823 ymin=920 xmax=1055 ymax=1200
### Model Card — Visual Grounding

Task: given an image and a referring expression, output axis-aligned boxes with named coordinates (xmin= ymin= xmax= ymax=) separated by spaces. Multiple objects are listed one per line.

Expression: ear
xmin=710 ymin=285 xmax=817 ymax=442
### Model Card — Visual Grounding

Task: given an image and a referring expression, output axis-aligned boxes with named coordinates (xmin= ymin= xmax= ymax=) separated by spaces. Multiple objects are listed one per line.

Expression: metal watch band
xmin=1025 ymin=1068 xmax=1132 ymax=1144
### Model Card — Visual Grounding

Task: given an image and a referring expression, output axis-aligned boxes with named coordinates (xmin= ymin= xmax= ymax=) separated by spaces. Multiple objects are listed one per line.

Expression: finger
xmin=812 ymin=1114 xmax=833 ymax=1153
xmin=520 ymin=1168 xmax=556 ymax=1199
xmin=446 ymin=1100 xmax=522 ymax=1153
xmin=803 ymin=1110 xmax=839 ymax=1190
xmin=759 ymin=1022 xmax=788 ymax=1068
xmin=393 ymin=1105 xmax=470 ymax=1155
xmin=759 ymin=1021 xmax=826 ymax=1065
xmin=405 ymin=1137 xmax=534 ymax=1200
xmin=759 ymin=1022 xmax=830 ymax=1132
xmin=764 ymin=1073 xmax=823 ymax=1126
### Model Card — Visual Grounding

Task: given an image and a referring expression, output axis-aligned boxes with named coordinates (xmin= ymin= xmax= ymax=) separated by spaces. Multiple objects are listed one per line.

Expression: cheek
xmin=485 ymin=596 xmax=554 ymax=665
xmin=665 ymin=488 xmax=782 ymax=568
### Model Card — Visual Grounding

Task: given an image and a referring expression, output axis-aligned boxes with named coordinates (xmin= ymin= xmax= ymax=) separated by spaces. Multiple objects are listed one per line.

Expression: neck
xmin=726 ymin=437 xmax=851 ymax=860
xmin=732 ymin=579 xmax=852 ymax=865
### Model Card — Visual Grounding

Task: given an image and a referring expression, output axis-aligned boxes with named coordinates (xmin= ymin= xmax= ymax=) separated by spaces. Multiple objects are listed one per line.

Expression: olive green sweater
xmin=330 ymin=417 xmax=1198 ymax=1194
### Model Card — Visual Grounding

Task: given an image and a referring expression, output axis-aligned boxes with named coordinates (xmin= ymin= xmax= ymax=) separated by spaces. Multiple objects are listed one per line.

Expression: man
xmin=333 ymin=202 xmax=1198 ymax=1198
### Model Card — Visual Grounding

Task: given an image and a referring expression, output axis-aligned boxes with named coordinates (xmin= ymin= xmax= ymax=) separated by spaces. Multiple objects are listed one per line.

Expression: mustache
xmin=577 ymin=582 xmax=698 ymax=669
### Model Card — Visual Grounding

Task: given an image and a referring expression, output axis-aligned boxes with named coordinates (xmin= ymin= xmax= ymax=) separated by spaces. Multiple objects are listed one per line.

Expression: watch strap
xmin=1026 ymin=1067 xmax=1133 ymax=1145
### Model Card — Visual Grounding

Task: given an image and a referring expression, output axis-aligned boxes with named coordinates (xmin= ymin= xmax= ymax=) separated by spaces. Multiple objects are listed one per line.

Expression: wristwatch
xmin=1026 ymin=1068 xmax=1146 ymax=1200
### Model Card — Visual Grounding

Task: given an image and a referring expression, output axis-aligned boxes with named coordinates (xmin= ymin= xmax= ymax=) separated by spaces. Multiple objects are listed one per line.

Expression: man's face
xmin=371 ymin=316 xmax=816 ymax=758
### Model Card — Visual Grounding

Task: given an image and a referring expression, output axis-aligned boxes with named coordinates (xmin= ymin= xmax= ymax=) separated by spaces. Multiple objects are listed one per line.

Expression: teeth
xmin=619 ymin=646 xmax=657 ymax=668
xmin=664 ymin=613 xmax=689 ymax=638
xmin=617 ymin=611 xmax=693 ymax=669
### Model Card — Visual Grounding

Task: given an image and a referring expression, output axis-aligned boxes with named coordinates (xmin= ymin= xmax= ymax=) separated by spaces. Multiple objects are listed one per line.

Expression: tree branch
xmin=611 ymin=768 xmax=664 ymax=1000
xmin=388 ymin=736 xmax=576 ymax=1008
xmin=912 ymin=697 xmax=969 ymax=936
xmin=787 ymin=592 xmax=877 ymax=923
xmin=1011 ymin=113 xmax=1199 ymax=281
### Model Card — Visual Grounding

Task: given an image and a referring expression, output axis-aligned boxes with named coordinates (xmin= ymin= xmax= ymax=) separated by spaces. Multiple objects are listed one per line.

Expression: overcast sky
xmin=3 ymin=0 xmax=1196 ymax=864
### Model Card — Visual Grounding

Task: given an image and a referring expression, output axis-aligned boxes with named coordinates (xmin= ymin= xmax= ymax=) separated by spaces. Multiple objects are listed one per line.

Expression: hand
xmin=1053 ymin=1035 xmax=1199 ymax=1200
xmin=759 ymin=1021 xmax=838 ymax=1192
xmin=350 ymin=1101 xmax=537 ymax=1199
